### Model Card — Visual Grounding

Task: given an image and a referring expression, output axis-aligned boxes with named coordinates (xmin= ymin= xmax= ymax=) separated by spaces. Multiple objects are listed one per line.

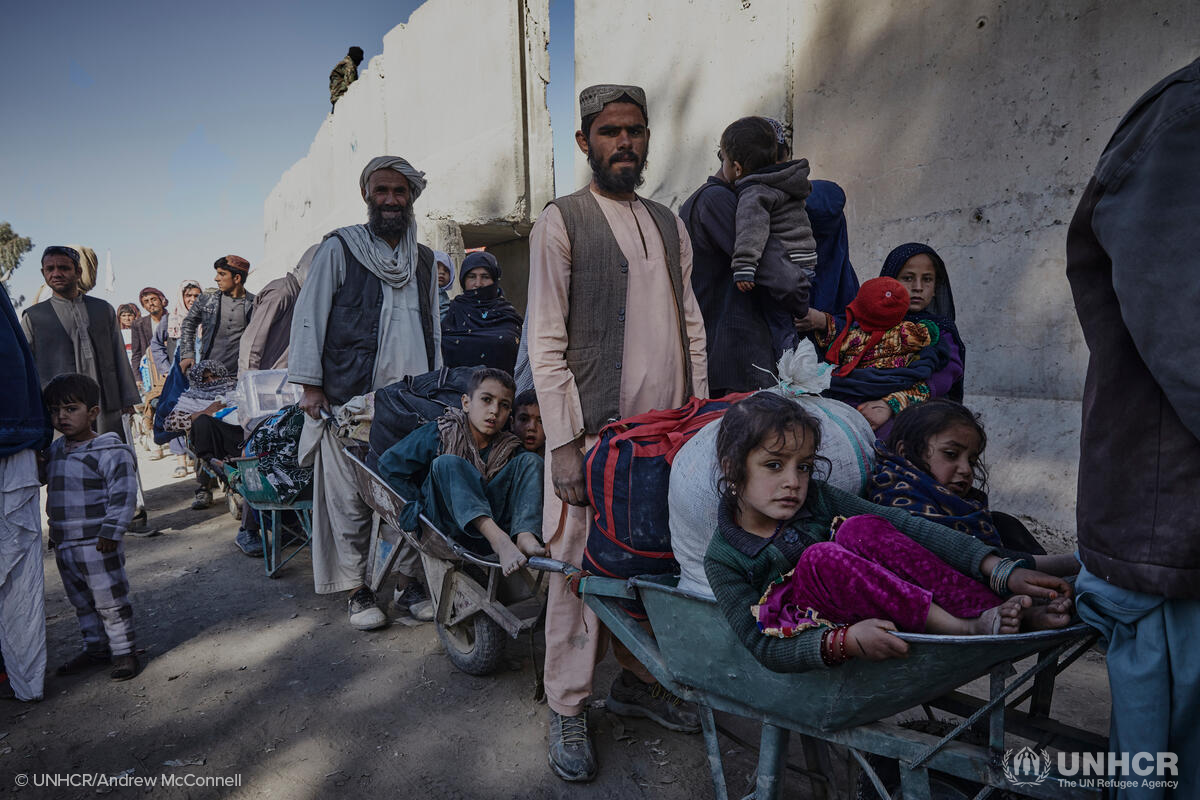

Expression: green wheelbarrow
xmin=535 ymin=564 xmax=1105 ymax=800
xmin=225 ymin=457 xmax=313 ymax=578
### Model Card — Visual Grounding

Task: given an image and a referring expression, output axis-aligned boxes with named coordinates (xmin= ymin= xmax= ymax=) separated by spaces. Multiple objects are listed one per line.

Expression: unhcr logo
xmin=1003 ymin=746 xmax=1052 ymax=786
xmin=1001 ymin=747 xmax=1180 ymax=790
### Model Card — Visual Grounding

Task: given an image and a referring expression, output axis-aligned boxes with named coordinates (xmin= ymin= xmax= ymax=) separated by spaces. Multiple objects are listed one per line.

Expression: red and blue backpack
xmin=582 ymin=393 xmax=751 ymax=617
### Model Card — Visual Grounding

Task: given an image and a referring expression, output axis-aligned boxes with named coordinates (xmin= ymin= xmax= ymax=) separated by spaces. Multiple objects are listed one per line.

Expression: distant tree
xmin=0 ymin=222 xmax=34 ymax=285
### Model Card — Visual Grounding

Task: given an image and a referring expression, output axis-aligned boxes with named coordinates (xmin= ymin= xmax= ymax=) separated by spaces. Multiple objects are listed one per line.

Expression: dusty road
xmin=0 ymin=456 xmax=1111 ymax=800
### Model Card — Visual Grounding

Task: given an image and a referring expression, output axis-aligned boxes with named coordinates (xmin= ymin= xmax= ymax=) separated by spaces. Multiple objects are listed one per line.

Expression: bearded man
xmin=289 ymin=155 xmax=440 ymax=630
xmin=527 ymin=84 xmax=709 ymax=782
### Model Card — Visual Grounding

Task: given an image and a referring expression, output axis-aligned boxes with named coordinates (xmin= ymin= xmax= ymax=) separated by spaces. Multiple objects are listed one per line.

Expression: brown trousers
xmin=541 ymin=436 xmax=655 ymax=717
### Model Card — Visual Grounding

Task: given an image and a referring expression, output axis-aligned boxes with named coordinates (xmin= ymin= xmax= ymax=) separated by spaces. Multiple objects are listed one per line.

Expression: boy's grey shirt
xmin=731 ymin=158 xmax=818 ymax=281
xmin=45 ymin=432 xmax=138 ymax=545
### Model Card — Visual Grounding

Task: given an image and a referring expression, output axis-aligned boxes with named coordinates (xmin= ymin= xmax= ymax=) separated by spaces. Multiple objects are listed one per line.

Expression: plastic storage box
xmin=237 ymin=370 xmax=302 ymax=421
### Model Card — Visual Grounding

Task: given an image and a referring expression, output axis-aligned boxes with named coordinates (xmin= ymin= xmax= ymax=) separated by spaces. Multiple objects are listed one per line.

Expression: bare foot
xmin=1024 ymin=596 xmax=1073 ymax=630
xmin=971 ymin=595 xmax=1031 ymax=635
xmin=492 ymin=537 xmax=528 ymax=576
xmin=515 ymin=531 xmax=546 ymax=558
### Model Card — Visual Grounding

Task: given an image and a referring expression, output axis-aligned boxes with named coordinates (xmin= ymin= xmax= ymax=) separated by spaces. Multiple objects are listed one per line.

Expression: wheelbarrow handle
xmin=526 ymin=556 xmax=579 ymax=577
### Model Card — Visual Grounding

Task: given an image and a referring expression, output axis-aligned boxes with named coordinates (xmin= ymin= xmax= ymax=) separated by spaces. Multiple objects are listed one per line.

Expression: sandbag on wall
xmin=671 ymin=343 xmax=877 ymax=597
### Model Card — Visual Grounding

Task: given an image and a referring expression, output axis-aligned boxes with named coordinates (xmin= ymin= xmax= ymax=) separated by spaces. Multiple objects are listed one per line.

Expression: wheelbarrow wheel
xmin=436 ymin=612 xmax=505 ymax=676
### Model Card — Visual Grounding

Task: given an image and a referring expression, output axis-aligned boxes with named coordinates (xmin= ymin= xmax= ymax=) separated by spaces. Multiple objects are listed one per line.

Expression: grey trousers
xmin=307 ymin=418 xmax=418 ymax=595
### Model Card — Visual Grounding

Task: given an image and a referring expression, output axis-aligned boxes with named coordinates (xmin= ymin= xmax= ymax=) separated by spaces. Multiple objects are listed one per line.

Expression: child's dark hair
xmin=467 ymin=367 xmax=516 ymax=397
xmin=513 ymin=389 xmax=538 ymax=411
xmin=886 ymin=399 xmax=988 ymax=490
xmin=720 ymin=116 xmax=778 ymax=175
xmin=43 ymin=373 xmax=101 ymax=409
xmin=716 ymin=393 xmax=827 ymax=503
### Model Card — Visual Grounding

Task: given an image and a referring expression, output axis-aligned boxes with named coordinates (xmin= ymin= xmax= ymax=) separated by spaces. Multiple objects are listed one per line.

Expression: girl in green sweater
xmin=703 ymin=393 xmax=1072 ymax=672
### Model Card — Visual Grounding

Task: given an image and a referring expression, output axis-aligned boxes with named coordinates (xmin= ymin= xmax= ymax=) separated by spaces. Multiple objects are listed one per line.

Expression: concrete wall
xmin=575 ymin=0 xmax=1197 ymax=531
xmin=260 ymin=0 xmax=552 ymax=312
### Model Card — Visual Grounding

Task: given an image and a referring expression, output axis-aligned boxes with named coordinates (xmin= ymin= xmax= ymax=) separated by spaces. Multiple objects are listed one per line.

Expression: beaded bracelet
xmin=821 ymin=625 xmax=852 ymax=666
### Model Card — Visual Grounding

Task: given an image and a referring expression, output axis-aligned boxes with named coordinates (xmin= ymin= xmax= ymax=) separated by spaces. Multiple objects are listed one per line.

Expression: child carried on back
xmin=704 ymin=393 xmax=1072 ymax=672
xmin=721 ymin=116 xmax=819 ymax=358
xmin=378 ymin=367 xmax=545 ymax=575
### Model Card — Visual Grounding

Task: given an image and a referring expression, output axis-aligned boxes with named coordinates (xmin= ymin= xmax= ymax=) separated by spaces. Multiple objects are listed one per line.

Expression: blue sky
xmin=1 ymin=0 xmax=575 ymax=309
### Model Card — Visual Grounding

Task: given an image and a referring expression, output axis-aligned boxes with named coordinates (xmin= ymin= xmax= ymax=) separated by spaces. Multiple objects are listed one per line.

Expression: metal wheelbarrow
xmin=542 ymin=565 xmax=1105 ymax=800
xmin=341 ymin=442 xmax=552 ymax=676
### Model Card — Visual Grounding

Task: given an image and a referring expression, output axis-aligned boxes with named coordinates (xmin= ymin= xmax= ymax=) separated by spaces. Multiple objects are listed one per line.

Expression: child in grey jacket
xmin=43 ymin=373 xmax=140 ymax=682
xmin=721 ymin=116 xmax=818 ymax=359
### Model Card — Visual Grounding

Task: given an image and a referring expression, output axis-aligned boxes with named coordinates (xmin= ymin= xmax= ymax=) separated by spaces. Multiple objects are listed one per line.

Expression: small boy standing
xmin=511 ymin=390 xmax=545 ymax=456
xmin=43 ymin=374 xmax=140 ymax=681
xmin=379 ymin=368 xmax=545 ymax=575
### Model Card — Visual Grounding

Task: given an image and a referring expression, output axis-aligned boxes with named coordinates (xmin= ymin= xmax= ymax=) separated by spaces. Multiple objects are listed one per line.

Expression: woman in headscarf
xmin=156 ymin=279 xmax=203 ymax=477
xmin=440 ymin=251 xmax=523 ymax=374
xmin=434 ymin=250 xmax=456 ymax=320
xmin=878 ymin=242 xmax=965 ymax=403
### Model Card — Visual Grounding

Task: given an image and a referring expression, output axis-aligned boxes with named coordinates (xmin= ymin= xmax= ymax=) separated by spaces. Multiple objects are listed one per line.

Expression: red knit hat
xmin=824 ymin=277 xmax=910 ymax=376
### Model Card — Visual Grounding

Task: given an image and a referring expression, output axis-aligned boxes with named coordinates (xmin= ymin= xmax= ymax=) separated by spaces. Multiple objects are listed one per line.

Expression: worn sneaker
xmin=235 ymin=528 xmax=264 ymax=558
xmin=191 ymin=488 xmax=213 ymax=510
xmin=392 ymin=583 xmax=435 ymax=623
xmin=110 ymin=654 xmax=140 ymax=682
xmin=347 ymin=587 xmax=387 ymax=630
xmin=605 ymin=669 xmax=701 ymax=733
xmin=548 ymin=710 xmax=597 ymax=782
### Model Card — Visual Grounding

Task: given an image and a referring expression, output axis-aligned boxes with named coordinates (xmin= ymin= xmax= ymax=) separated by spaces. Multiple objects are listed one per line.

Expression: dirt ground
xmin=0 ymin=455 xmax=1111 ymax=800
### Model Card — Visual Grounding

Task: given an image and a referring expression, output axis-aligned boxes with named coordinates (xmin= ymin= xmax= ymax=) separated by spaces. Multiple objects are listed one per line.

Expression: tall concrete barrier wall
xmin=573 ymin=0 xmax=1197 ymax=531
xmin=261 ymin=0 xmax=552 ymax=313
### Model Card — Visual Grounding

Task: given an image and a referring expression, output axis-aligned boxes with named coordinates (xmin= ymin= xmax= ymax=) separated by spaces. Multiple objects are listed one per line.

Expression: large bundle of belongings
xmin=369 ymin=366 xmax=478 ymax=461
xmin=669 ymin=342 xmax=877 ymax=597
xmin=242 ymin=405 xmax=312 ymax=504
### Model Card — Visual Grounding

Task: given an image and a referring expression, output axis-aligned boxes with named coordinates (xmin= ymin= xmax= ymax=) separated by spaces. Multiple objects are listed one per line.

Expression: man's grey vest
xmin=24 ymin=296 xmax=121 ymax=406
xmin=548 ymin=186 xmax=693 ymax=434
xmin=321 ymin=234 xmax=435 ymax=405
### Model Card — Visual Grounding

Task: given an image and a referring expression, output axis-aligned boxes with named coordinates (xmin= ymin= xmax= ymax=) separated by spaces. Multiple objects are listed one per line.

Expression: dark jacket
xmin=21 ymin=295 xmax=141 ymax=418
xmin=321 ymin=234 xmax=435 ymax=405
xmin=1066 ymin=56 xmax=1200 ymax=598
xmin=682 ymin=177 xmax=774 ymax=395
xmin=129 ymin=313 xmax=159 ymax=374
xmin=683 ymin=177 xmax=859 ymax=396
xmin=0 ymin=284 xmax=49 ymax=456
xmin=178 ymin=287 xmax=256 ymax=364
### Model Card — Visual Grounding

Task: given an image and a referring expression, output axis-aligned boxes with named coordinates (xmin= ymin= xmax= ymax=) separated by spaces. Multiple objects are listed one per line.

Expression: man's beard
xmin=588 ymin=149 xmax=647 ymax=195
xmin=367 ymin=198 xmax=414 ymax=239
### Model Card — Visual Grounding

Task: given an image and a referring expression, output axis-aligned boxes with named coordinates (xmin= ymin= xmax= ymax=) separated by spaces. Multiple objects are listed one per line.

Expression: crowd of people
xmin=0 ymin=61 xmax=1196 ymax=796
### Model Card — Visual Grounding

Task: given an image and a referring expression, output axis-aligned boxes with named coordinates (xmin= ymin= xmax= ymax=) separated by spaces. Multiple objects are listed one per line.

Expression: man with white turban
xmin=289 ymin=155 xmax=441 ymax=630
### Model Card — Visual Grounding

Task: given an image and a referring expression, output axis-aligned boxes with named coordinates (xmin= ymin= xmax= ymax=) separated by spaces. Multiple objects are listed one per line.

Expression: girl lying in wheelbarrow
xmin=377 ymin=367 xmax=546 ymax=575
xmin=704 ymin=393 xmax=1073 ymax=670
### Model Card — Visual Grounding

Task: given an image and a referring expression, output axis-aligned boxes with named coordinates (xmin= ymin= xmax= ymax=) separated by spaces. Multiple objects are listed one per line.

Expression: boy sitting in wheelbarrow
xmin=378 ymin=367 xmax=546 ymax=575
